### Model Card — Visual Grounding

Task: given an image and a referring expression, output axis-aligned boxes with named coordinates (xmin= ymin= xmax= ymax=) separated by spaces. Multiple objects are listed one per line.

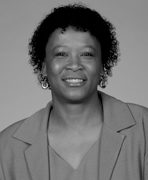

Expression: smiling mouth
xmin=65 ymin=79 xmax=84 ymax=83
xmin=63 ymin=78 xmax=86 ymax=87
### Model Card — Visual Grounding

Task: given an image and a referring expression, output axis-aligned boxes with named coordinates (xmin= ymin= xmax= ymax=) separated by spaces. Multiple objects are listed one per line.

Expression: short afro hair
xmin=28 ymin=3 xmax=120 ymax=89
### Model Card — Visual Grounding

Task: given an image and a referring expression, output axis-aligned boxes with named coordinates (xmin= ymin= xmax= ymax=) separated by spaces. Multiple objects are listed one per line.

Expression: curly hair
xmin=28 ymin=3 xmax=120 ymax=89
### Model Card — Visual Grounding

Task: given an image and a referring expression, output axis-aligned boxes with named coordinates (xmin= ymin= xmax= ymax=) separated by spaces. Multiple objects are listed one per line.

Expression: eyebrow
xmin=52 ymin=45 xmax=97 ymax=50
xmin=51 ymin=45 xmax=67 ymax=51
xmin=83 ymin=45 xmax=96 ymax=50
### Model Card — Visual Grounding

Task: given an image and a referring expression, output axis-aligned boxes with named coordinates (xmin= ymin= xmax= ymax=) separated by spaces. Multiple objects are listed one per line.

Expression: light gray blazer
xmin=0 ymin=92 xmax=148 ymax=180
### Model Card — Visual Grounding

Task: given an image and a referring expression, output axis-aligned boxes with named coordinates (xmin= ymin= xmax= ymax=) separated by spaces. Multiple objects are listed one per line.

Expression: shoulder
xmin=0 ymin=118 xmax=26 ymax=161
xmin=126 ymin=102 xmax=148 ymax=138
xmin=0 ymin=119 xmax=26 ymax=148
xmin=111 ymin=96 xmax=148 ymax=151
xmin=102 ymin=91 xmax=148 ymax=123
xmin=126 ymin=102 xmax=148 ymax=125
xmin=101 ymin=91 xmax=148 ymax=121
xmin=101 ymin=91 xmax=148 ymax=131
xmin=0 ymin=106 xmax=46 ymax=149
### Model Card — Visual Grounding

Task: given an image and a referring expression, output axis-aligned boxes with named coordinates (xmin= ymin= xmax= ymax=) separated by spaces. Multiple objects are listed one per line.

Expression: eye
xmin=55 ymin=52 xmax=68 ymax=57
xmin=81 ymin=52 xmax=94 ymax=57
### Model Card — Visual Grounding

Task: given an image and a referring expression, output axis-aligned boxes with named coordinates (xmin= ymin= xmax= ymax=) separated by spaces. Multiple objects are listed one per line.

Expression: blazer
xmin=0 ymin=92 xmax=148 ymax=180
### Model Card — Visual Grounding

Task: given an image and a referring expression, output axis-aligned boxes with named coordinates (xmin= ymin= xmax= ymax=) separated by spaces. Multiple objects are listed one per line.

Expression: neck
xmin=49 ymin=92 xmax=103 ymax=132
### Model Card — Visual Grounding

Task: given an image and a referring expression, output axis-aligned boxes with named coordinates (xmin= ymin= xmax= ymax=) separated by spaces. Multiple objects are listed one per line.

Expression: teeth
xmin=65 ymin=79 xmax=83 ymax=83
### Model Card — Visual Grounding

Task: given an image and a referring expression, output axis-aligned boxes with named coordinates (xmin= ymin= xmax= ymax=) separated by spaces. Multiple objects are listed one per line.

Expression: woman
xmin=0 ymin=3 xmax=148 ymax=180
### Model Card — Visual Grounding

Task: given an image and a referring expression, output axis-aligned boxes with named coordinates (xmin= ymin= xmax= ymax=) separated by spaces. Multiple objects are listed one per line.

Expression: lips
xmin=62 ymin=75 xmax=87 ymax=81
xmin=64 ymin=79 xmax=83 ymax=83
xmin=62 ymin=77 xmax=87 ymax=87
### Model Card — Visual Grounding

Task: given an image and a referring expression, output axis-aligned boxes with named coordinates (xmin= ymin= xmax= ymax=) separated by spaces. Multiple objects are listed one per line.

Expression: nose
xmin=66 ymin=54 xmax=83 ymax=71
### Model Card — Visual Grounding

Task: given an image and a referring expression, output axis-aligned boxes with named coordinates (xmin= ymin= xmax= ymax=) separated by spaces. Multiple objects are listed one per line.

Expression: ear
xmin=41 ymin=62 xmax=47 ymax=77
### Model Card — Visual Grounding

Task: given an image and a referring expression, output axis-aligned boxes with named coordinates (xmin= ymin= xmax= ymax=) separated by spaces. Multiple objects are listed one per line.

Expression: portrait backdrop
xmin=0 ymin=0 xmax=148 ymax=131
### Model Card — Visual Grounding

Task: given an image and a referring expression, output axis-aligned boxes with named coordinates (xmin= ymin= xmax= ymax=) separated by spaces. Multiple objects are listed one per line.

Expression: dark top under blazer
xmin=0 ymin=92 xmax=148 ymax=180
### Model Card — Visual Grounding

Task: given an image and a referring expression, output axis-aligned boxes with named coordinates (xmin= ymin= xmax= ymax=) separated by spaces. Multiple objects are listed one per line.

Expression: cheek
xmin=86 ymin=62 xmax=101 ymax=77
xmin=48 ymin=61 xmax=64 ymax=76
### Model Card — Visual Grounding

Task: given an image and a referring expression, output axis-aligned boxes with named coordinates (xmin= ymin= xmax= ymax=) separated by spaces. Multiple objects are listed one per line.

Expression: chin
xmin=63 ymin=90 xmax=89 ymax=103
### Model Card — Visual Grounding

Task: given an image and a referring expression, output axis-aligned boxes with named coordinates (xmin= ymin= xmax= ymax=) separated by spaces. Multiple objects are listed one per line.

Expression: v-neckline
xmin=49 ymin=136 xmax=100 ymax=170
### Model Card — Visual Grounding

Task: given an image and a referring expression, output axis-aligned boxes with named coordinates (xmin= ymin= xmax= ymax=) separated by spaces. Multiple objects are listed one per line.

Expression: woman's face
xmin=44 ymin=27 xmax=102 ymax=103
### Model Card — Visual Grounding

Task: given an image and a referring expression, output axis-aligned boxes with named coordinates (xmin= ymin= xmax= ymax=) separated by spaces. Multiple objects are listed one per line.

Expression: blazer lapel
xmin=25 ymin=133 xmax=49 ymax=180
xmin=99 ymin=92 xmax=136 ymax=180
xmin=13 ymin=102 xmax=52 ymax=180
xmin=99 ymin=124 xmax=125 ymax=180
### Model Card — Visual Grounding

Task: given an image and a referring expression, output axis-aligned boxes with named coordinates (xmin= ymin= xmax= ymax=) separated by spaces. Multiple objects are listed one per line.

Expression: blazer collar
xmin=13 ymin=91 xmax=136 ymax=144
xmin=101 ymin=92 xmax=136 ymax=132
xmin=13 ymin=102 xmax=52 ymax=144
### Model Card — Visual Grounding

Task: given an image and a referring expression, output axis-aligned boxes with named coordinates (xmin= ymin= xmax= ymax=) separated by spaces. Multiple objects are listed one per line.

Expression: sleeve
xmin=0 ymin=132 xmax=5 ymax=180
xmin=0 ymin=161 xmax=5 ymax=180
xmin=143 ymin=107 xmax=148 ymax=180
xmin=144 ymin=150 xmax=148 ymax=180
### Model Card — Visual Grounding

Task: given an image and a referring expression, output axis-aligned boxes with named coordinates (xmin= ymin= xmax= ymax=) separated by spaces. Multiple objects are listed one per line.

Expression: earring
xmin=99 ymin=74 xmax=106 ymax=88
xmin=41 ymin=78 xmax=49 ymax=89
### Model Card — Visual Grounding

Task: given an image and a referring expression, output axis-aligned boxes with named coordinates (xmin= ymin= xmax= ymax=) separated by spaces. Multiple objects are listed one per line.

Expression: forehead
xmin=46 ymin=27 xmax=100 ymax=49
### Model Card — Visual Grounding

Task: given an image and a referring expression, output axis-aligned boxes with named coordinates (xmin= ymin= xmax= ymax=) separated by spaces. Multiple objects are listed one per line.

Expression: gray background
xmin=0 ymin=0 xmax=148 ymax=131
